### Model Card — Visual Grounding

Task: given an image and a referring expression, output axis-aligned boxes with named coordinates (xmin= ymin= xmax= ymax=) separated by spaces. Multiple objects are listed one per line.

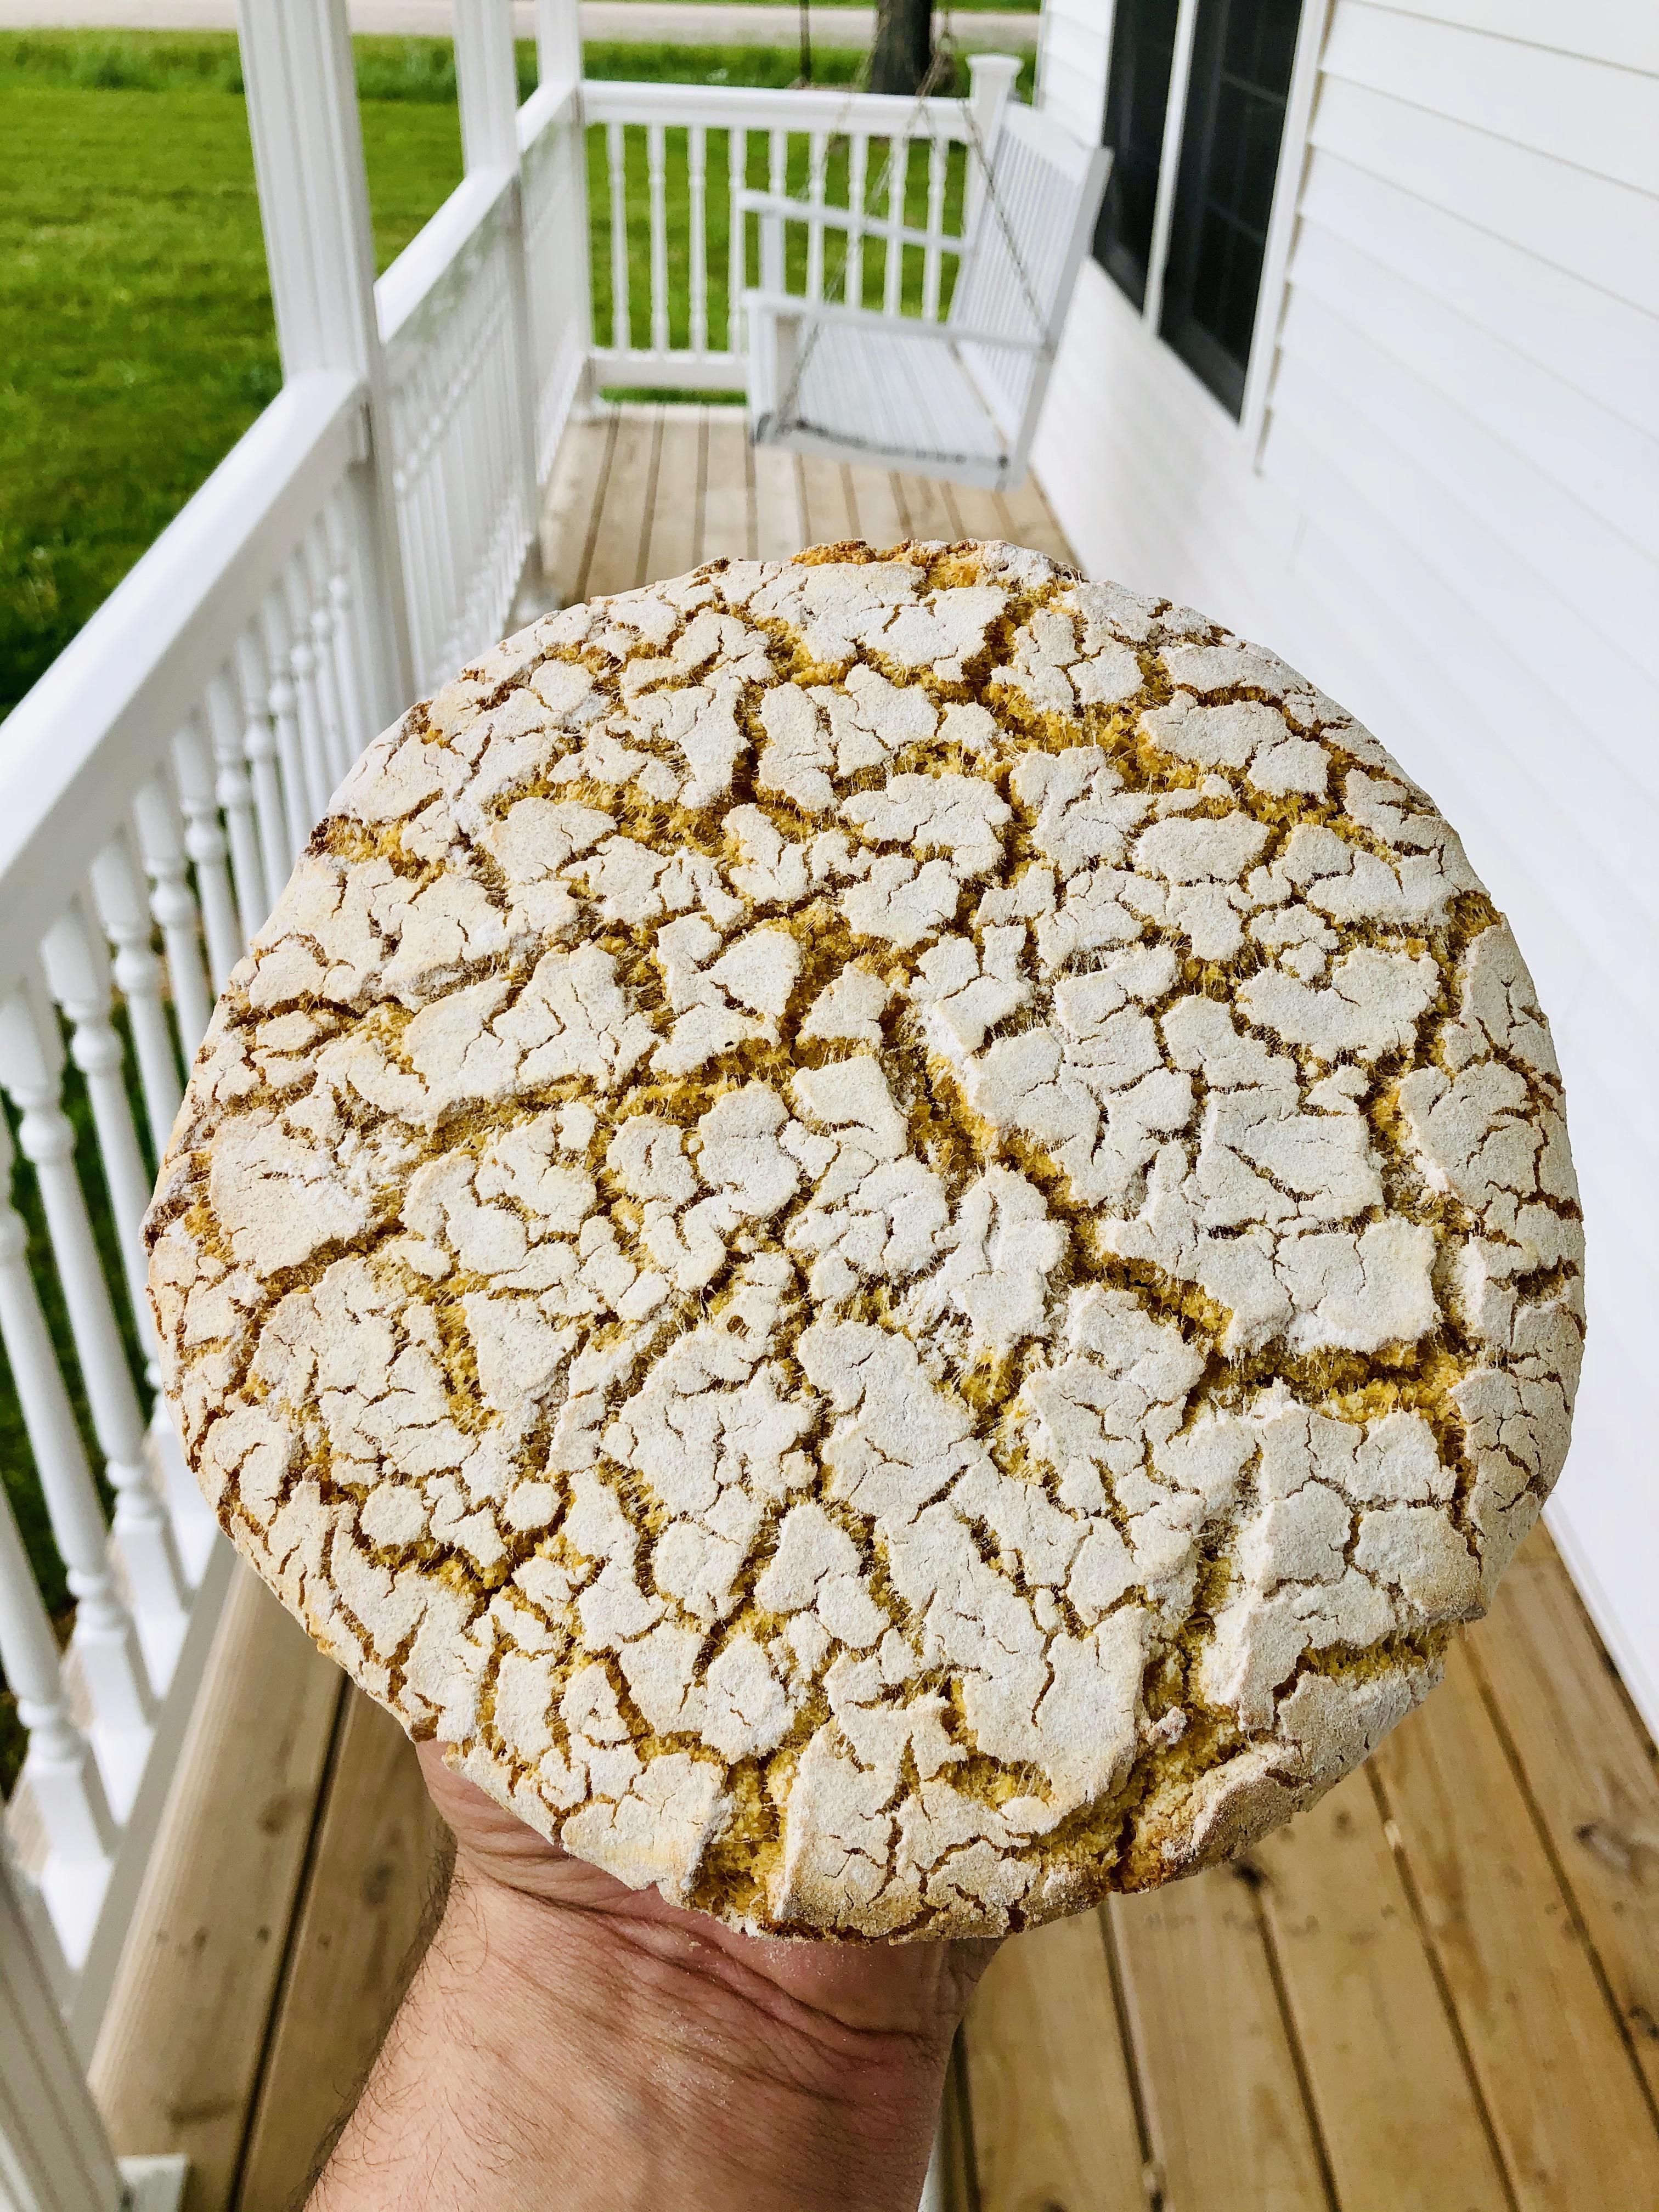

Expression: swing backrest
xmin=949 ymin=103 xmax=1111 ymax=449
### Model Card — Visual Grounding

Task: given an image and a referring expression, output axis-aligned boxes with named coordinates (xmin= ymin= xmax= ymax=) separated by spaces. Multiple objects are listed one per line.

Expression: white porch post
xmin=235 ymin=0 xmax=415 ymax=715
xmin=454 ymin=0 xmax=547 ymax=612
xmin=535 ymin=0 xmax=582 ymax=87
xmin=965 ymin=53 xmax=1020 ymax=235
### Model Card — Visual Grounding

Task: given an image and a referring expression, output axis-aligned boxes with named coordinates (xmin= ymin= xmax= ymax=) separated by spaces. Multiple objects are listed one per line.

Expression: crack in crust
xmin=145 ymin=538 xmax=1585 ymax=1939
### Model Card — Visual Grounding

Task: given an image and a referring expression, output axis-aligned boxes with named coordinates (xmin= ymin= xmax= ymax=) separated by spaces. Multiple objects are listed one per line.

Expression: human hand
xmin=307 ymin=1739 xmax=1000 ymax=2212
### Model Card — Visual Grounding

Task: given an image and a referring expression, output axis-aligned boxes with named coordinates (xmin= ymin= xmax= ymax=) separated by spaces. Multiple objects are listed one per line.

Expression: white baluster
xmin=807 ymin=129 xmax=828 ymax=303
xmin=0 ymin=978 xmax=187 ymax=1633
xmin=689 ymin=123 xmax=708 ymax=358
xmin=258 ymin=589 xmax=315 ymax=859
xmin=0 ymin=1108 xmax=154 ymax=1745
xmin=924 ymin=132 xmax=948 ymax=319
xmin=647 ymin=122 xmax=669 ymax=357
xmin=41 ymin=901 xmax=156 ymax=1342
xmin=130 ymin=777 xmax=213 ymax=1059
xmin=727 ymin=125 xmax=747 ymax=351
xmin=884 ymin=133 xmax=907 ymax=315
xmin=234 ymin=625 xmax=296 ymax=911
xmin=323 ymin=489 xmax=373 ymax=770
xmin=205 ymin=663 xmax=267 ymax=947
xmin=765 ymin=129 xmax=786 ymax=295
xmin=87 ymin=832 xmax=180 ymax=1165
xmin=607 ymin=121 xmax=630 ymax=353
xmin=302 ymin=517 xmax=352 ymax=790
xmin=170 ymin=718 xmax=242 ymax=993
xmin=0 ymin=1482 xmax=115 ymax=1872
xmin=282 ymin=552 xmax=335 ymax=825
xmin=848 ymin=131 xmax=869 ymax=312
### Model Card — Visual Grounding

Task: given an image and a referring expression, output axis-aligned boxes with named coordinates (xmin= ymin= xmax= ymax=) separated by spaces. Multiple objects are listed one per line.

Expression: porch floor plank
xmin=1254 ymin=1767 xmax=1514 ymax=2212
xmin=89 ymin=1567 xmax=343 ymax=2212
xmin=962 ymin=1912 xmax=1148 ymax=2212
xmin=93 ymin=411 xmax=1658 ymax=2212
xmin=1108 ymin=1861 xmax=1339 ymax=2212
xmin=644 ymin=407 xmax=706 ymax=586
xmin=1371 ymin=1633 xmax=1659 ymax=2209
xmin=1472 ymin=1537 xmax=1659 ymax=2106
xmin=700 ymin=408 xmax=754 ymax=563
xmin=234 ymin=1692 xmax=445 ymax=2212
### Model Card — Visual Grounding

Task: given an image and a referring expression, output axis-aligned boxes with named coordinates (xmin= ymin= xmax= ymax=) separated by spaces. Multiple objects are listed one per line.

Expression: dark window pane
xmin=1093 ymin=0 xmax=1180 ymax=311
xmin=1159 ymin=0 xmax=1302 ymax=415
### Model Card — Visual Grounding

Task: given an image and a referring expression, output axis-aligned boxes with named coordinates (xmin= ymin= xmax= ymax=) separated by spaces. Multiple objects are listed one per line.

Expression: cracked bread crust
xmin=146 ymin=538 xmax=1584 ymax=1939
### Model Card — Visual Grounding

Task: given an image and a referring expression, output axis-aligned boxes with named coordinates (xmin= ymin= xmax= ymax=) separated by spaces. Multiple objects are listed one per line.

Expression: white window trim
xmin=1087 ymin=0 xmax=1333 ymax=460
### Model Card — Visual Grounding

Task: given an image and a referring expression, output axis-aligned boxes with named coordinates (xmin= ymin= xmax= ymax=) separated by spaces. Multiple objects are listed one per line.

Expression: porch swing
xmin=739 ymin=10 xmax=1111 ymax=492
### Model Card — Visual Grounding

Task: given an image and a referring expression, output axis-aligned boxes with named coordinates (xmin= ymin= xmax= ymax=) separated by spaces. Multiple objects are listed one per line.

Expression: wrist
xmin=315 ymin=1854 xmax=960 ymax=2212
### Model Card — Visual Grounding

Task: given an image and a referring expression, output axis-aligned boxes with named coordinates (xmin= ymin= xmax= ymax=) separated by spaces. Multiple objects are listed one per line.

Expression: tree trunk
xmin=868 ymin=0 xmax=933 ymax=94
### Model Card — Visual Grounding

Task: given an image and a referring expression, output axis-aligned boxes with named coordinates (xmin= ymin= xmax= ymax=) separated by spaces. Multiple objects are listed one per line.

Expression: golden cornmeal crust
xmin=146 ymin=539 xmax=1584 ymax=1938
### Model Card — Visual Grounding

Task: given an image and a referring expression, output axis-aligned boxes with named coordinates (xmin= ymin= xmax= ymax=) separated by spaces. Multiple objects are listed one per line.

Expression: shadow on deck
xmin=90 ymin=408 xmax=1659 ymax=2212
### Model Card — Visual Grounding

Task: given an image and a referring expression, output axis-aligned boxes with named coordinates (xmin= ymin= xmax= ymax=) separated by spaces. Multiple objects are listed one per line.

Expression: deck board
xmin=1372 ymin=1638 xmax=1659 ymax=2209
xmin=234 ymin=1694 xmax=445 ymax=2212
xmin=1254 ymin=1770 xmax=1514 ymax=2212
xmin=89 ymin=1568 xmax=343 ymax=2212
xmin=88 ymin=411 xmax=1658 ymax=2212
xmin=962 ymin=1914 xmax=1148 ymax=2212
xmin=1110 ymin=1864 xmax=1339 ymax=2212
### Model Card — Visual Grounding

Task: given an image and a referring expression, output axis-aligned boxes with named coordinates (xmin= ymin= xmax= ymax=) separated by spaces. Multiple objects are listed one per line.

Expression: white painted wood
xmin=535 ymin=0 xmax=582 ymax=86
xmin=0 ymin=1852 xmax=123 ymax=2212
xmin=170 ymin=718 xmax=242 ymax=994
xmin=236 ymin=0 xmax=413 ymax=699
xmin=39 ymin=901 xmax=157 ymax=1341
xmin=87 ymin=834 xmax=181 ymax=1167
xmin=648 ymin=122 xmax=671 ymax=352
xmin=1286 ymin=221 xmax=1659 ymax=559
xmin=0 ymin=980 xmax=187 ymax=1651
xmin=1297 ymin=153 xmax=1659 ymax=437
xmin=1274 ymin=281 xmax=1659 ymax=673
xmin=1310 ymin=76 xmax=1659 ymax=315
xmin=202 ymin=665 xmax=267 ymax=944
xmin=1141 ymin=0 xmax=1199 ymax=335
xmin=1367 ymin=0 xmax=1659 ymax=73
xmin=689 ymin=123 xmax=709 ymax=353
xmin=1036 ymin=0 xmax=1111 ymax=149
xmin=607 ymin=122 xmax=630 ymax=351
xmin=1239 ymin=0 xmax=1333 ymax=445
xmin=1323 ymin=1 xmax=1659 ymax=191
xmin=744 ymin=97 xmax=1109 ymax=488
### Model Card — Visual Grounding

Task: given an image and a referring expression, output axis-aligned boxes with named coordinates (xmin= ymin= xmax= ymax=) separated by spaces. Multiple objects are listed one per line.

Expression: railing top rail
xmin=375 ymin=166 xmax=519 ymax=348
xmin=517 ymin=71 xmax=579 ymax=155
xmin=579 ymin=78 xmax=976 ymax=138
xmin=0 ymin=370 xmax=363 ymax=990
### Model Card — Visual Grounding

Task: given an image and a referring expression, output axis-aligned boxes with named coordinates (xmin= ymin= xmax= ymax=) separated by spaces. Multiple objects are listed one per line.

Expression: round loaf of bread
xmin=147 ymin=539 xmax=1584 ymax=1937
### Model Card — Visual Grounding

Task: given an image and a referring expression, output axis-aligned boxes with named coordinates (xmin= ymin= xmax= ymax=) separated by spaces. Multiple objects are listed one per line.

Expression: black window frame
xmin=1092 ymin=0 xmax=1181 ymax=314
xmin=1158 ymin=0 xmax=1304 ymax=417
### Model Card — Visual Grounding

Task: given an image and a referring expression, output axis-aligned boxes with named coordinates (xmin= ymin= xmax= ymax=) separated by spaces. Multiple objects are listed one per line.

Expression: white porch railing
xmin=0 ymin=1 xmax=1012 ymax=2196
xmin=583 ymin=78 xmax=984 ymax=393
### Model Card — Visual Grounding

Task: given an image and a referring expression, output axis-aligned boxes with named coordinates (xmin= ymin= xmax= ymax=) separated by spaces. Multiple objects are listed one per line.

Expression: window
xmin=1093 ymin=0 xmax=1180 ymax=313
xmin=1095 ymin=0 xmax=1304 ymax=417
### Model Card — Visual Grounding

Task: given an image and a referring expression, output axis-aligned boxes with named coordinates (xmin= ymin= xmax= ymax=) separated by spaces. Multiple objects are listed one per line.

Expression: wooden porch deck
xmin=91 ymin=408 xmax=1659 ymax=2212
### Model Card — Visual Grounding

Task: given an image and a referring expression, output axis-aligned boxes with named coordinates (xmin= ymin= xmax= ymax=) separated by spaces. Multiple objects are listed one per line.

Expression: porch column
xmin=235 ymin=0 xmax=415 ymax=709
xmin=454 ymin=0 xmax=548 ymax=609
xmin=535 ymin=0 xmax=583 ymax=90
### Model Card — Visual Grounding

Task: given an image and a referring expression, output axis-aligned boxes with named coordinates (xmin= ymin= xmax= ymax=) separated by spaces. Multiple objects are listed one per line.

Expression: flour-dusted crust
xmin=146 ymin=540 xmax=1584 ymax=1937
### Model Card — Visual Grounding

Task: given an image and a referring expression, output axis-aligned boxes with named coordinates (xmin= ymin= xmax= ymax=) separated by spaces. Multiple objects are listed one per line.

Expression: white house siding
xmin=1032 ymin=0 xmax=1659 ymax=1729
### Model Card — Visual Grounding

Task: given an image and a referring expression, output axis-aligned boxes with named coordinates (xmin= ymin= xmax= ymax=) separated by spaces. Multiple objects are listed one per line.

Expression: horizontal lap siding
xmin=1033 ymin=0 xmax=1659 ymax=1732
xmin=1036 ymin=0 xmax=1111 ymax=164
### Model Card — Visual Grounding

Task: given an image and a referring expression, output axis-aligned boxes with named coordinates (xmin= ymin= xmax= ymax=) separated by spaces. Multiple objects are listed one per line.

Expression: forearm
xmin=309 ymin=1865 xmax=952 ymax=2212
